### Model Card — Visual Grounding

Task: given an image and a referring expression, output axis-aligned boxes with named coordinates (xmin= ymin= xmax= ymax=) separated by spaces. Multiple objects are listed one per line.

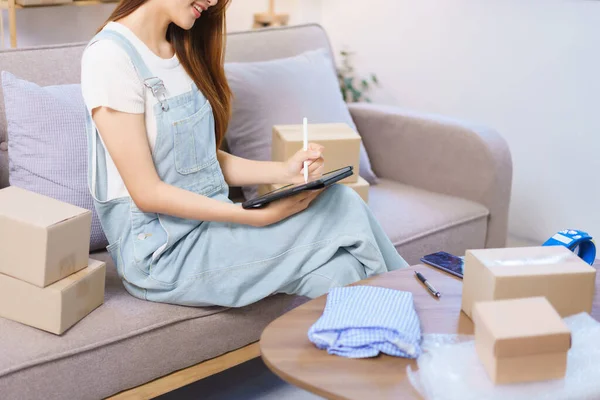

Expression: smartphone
xmin=421 ymin=251 xmax=464 ymax=279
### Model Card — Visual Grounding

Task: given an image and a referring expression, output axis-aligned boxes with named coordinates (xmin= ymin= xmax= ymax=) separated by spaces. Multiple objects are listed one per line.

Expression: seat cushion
xmin=0 ymin=251 xmax=302 ymax=400
xmin=369 ymin=179 xmax=490 ymax=265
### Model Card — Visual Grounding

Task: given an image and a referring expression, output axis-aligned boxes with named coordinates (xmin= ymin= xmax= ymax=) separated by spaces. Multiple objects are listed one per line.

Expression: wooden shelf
xmin=0 ymin=0 xmax=118 ymax=48
xmin=252 ymin=0 xmax=289 ymax=30
xmin=1 ymin=0 xmax=117 ymax=9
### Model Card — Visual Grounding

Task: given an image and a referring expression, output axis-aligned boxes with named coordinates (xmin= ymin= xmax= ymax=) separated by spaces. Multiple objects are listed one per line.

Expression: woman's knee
xmin=336 ymin=264 xmax=366 ymax=286
xmin=331 ymin=254 xmax=368 ymax=284
xmin=323 ymin=183 xmax=363 ymax=205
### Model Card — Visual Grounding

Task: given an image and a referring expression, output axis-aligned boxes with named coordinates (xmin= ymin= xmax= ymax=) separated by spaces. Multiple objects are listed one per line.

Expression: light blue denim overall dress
xmin=85 ymin=30 xmax=409 ymax=308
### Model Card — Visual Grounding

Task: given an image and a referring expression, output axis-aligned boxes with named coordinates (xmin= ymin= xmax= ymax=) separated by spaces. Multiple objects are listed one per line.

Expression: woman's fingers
xmin=311 ymin=163 xmax=325 ymax=177
xmin=307 ymin=158 xmax=323 ymax=172
xmin=302 ymin=157 xmax=324 ymax=175
xmin=307 ymin=143 xmax=325 ymax=154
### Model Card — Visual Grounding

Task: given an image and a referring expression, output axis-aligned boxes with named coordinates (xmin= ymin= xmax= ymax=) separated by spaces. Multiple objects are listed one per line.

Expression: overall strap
xmin=88 ymin=29 xmax=170 ymax=112
xmin=85 ymin=29 xmax=169 ymax=203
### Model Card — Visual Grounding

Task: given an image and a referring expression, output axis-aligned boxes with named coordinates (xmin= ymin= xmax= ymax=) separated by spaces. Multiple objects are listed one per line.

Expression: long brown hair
xmin=99 ymin=0 xmax=232 ymax=149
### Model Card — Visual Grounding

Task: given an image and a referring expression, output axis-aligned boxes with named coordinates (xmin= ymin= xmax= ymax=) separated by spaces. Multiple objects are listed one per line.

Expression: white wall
xmin=0 ymin=0 xmax=321 ymax=48
xmin=321 ymin=0 xmax=600 ymax=243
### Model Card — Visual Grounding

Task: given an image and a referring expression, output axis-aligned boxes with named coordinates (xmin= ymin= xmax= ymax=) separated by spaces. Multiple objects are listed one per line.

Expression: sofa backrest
xmin=0 ymin=23 xmax=334 ymax=190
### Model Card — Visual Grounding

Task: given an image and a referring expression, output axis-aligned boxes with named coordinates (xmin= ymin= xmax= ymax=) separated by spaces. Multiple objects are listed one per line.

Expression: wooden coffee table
xmin=259 ymin=264 xmax=600 ymax=400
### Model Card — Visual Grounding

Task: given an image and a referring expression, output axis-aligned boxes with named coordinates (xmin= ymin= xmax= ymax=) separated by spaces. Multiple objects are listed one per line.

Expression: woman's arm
xmin=92 ymin=107 xmax=256 ymax=224
xmin=217 ymin=146 xmax=325 ymax=187
xmin=92 ymin=107 xmax=321 ymax=227
xmin=217 ymin=150 xmax=287 ymax=187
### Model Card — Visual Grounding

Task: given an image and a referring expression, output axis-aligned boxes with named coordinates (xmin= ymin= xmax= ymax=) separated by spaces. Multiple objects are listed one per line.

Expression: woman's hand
xmin=282 ymin=143 xmax=325 ymax=184
xmin=244 ymin=189 xmax=325 ymax=227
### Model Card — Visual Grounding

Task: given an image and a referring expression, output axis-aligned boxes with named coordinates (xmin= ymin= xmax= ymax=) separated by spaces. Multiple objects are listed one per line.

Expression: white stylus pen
xmin=303 ymin=117 xmax=308 ymax=183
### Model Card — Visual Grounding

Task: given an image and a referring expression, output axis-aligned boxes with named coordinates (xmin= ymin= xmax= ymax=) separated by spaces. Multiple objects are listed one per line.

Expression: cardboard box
xmin=462 ymin=246 xmax=596 ymax=319
xmin=0 ymin=186 xmax=91 ymax=287
xmin=0 ymin=258 xmax=106 ymax=335
xmin=344 ymin=176 xmax=369 ymax=203
xmin=473 ymin=297 xmax=571 ymax=384
xmin=258 ymin=176 xmax=370 ymax=203
xmin=272 ymin=123 xmax=361 ymax=184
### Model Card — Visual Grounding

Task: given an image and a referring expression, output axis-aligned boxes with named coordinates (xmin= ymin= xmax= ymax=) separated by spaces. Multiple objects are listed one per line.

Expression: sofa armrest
xmin=348 ymin=103 xmax=513 ymax=248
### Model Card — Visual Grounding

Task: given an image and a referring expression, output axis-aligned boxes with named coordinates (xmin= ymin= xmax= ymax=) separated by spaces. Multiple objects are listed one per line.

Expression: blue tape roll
xmin=542 ymin=229 xmax=596 ymax=265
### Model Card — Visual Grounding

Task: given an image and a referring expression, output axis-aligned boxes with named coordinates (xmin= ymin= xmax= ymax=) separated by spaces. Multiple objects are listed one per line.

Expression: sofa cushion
xmin=0 ymin=42 xmax=87 ymax=190
xmin=0 ymin=251 xmax=302 ymax=400
xmin=224 ymin=48 xmax=378 ymax=200
xmin=1 ymin=71 xmax=108 ymax=251
xmin=369 ymin=179 xmax=490 ymax=265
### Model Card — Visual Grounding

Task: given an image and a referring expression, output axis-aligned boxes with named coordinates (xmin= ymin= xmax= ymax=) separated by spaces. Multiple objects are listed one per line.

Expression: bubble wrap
xmin=407 ymin=313 xmax=600 ymax=400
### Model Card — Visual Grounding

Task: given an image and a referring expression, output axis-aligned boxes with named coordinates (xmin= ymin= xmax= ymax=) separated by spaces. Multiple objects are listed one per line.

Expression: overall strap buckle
xmin=144 ymin=77 xmax=170 ymax=111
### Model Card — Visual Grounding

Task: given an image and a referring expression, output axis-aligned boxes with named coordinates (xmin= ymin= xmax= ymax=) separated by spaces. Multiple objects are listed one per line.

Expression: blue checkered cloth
xmin=307 ymin=286 xmax=422 ymax=359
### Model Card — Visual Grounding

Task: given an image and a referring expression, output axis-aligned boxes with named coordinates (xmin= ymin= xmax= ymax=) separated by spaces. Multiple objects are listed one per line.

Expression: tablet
xmin=242 ymin=166 xmax=354 ymax=209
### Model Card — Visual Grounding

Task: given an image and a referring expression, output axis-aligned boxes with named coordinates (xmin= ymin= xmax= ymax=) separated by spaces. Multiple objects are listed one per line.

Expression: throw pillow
xmin=1 ymin=71 xmax=108 ymax=251
xmin=224 ymin=48 xmax=379 ymax=200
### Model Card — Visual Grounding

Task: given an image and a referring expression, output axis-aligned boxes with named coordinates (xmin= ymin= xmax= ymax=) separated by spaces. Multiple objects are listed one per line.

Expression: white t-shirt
xmin=81 ymin=21 xmax=194 ymax=200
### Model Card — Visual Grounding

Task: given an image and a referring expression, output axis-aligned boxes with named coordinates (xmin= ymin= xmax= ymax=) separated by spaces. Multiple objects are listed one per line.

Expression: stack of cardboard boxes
xmin=461 ymin=245 xmax=596 ymax=384
xmin=259 ymin=123 xmax=370 ymax=203
xmin=0 ymin=186 xmax=106 ymax=335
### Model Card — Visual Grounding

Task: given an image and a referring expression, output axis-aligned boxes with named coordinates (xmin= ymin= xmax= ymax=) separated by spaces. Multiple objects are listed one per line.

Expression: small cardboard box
xmin=258 ymin=176 xmax=370 ymax=203
xmin=272 ymin=123 xmax=361 ymax=184
xmin=462 ymin=246 xmax=596 ymax=319
xmin=344 ymin=176 xmax=369 ymax=203
xmin=0 ymin=258 xmax=106 ymax=335
xmin=0 ymin=186 xmax=92 ymax=287
xmin=473 ymin=297 xmax=571 ymax=385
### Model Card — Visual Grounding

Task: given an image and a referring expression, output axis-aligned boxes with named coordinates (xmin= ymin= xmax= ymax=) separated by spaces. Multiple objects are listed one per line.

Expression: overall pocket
xmin=130 ymin=211 xmax=169 ymax=265
xmin=171 ymin=100 xmax=222 ymax=196
xmin=173 ymin=100 xmax=214 ymax=175
xmin=106 ymin=239 xmax=126 ymax=281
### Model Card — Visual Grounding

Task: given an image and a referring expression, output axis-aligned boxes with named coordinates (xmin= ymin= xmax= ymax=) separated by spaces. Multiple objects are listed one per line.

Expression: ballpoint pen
xmin=415 ymin=271 xmax=441 ymax=298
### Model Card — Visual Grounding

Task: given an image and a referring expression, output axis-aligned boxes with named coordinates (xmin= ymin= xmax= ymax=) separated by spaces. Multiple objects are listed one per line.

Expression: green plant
xmin=336 ymin=50 xmax=379 ymax=103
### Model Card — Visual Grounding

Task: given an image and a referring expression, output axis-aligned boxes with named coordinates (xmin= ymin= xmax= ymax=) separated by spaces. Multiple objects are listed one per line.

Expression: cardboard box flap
xmin=470 ymin=246 xmax=576 ymax=265
xmin=474 ymin=297 xmax=572 ymax=358
xmin=273 ymin=123 xmax=361 ymax=141
xmin=469 ymin=246 xmax=595 ymax=276
xmin=0 ymin=186 xmax=90 ymax=228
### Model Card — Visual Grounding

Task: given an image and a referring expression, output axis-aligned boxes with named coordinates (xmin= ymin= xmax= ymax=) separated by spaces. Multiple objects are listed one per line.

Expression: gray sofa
xmin=0 ymin=24 xmax=512 ymax=399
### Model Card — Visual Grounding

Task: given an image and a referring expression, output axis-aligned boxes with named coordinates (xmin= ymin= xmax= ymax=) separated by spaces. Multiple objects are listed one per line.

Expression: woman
xmin=81 ymin=0 xmax=409 ymax=308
